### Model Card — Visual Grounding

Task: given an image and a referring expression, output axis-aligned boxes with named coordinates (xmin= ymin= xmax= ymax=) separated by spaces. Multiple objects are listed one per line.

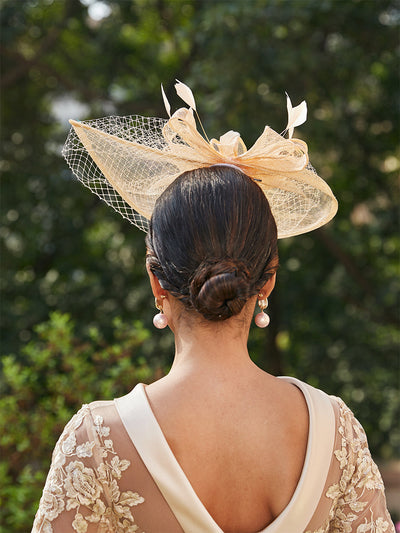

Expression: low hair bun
xmin=190 ymin=259 xmax=252 ymax=321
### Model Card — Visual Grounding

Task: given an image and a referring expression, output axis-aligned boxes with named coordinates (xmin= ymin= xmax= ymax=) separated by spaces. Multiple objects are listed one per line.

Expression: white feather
xmin=175 ymin=79 xmax=196 ymax=110
xmin=286 ymin=92 xmax=307 ymax=139
xmin=161 ymin=84 xmax=171 ymax=117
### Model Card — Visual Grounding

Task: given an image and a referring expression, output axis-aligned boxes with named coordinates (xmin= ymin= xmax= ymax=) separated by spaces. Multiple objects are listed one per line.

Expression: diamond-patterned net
xmin=62 ymin=115 xmax=172 ymax=232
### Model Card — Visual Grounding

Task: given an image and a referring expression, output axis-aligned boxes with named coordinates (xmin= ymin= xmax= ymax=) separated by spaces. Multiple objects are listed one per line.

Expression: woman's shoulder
xmin=278 ymin=377 xmax=394 ymax=531
xmin=277 ymin=375 xmax=363 ymax=422
xmin=50 ymin=399 xmax=118 ymax=450
xmin=276 ymin=375 xmax=385 ymax=484
xmin=32 ymin=398 xmax=145 ymax=532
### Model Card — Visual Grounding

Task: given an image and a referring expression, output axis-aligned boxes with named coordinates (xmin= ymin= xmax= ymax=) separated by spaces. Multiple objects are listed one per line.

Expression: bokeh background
xmin=1 ymin=0 xmax=399 ymax=529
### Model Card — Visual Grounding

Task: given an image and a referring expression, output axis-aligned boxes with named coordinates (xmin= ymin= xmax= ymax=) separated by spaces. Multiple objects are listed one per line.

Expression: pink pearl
xmin=153 ymin=312 xmax=168 ymax=329
xmin=255 ymin=311 xmax=270 ymax=328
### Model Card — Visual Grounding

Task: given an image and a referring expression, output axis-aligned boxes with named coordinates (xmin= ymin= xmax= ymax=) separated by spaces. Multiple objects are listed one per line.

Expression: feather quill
xmin=161 ymin=84 xmax=171 ymax=117
xmin=286 ymin=93 xmax=307 ymax=139
xmin=175 ymin=79 xmax=196 ymax=110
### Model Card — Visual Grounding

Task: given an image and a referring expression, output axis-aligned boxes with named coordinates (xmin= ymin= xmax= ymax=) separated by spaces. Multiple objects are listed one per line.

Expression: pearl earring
xmin=153 ymin=295 xmax=168 ymax=329
xmin=255 ymin=293 xmax=270 ymax=328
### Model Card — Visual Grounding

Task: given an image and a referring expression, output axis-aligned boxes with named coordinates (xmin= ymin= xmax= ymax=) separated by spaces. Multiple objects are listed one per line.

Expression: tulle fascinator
xmin=62 ymin=81 xmax=337 ymax=238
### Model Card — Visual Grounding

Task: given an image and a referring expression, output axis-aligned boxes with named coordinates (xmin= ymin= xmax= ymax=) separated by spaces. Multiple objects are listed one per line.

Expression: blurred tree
xmin=0 ymin=0 xmax=399 ymax=529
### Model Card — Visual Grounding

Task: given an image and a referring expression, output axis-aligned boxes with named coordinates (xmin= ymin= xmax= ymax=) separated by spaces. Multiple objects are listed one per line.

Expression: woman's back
xmin=32 ymin=372 xmax=394 ymax=532
xmin=146 ymin=367 xmax=309 ymax=532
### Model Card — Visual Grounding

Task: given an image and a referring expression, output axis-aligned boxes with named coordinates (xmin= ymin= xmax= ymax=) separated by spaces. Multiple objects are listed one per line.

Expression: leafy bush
xmin=0 ymin=312 xmax=155 ymax=532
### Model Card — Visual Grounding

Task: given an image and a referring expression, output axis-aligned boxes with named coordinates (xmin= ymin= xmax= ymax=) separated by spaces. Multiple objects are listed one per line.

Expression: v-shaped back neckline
xmin=114 ymin=376 xmax=335 ymax=533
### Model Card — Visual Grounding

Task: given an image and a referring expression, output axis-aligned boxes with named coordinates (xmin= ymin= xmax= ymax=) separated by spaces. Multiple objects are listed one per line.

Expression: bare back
xmin=145 ymin=372 xmax=309 ymax=533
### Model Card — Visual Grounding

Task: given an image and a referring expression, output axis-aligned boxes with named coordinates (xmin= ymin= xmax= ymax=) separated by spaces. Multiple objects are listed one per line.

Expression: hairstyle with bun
xmin=146 ymin=165 xmax=279 ymax=321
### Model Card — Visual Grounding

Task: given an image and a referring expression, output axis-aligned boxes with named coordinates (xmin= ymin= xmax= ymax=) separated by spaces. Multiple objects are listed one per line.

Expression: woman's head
xmin=146 ymin=165 xmax=279 ymax=322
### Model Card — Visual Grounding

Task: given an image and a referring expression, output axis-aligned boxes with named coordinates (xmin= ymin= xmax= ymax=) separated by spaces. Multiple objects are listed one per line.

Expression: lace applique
xmin=32 ymin=405 xmax=145 ymax=533
xmin=306 ymin=398 xmax=393 ymax=533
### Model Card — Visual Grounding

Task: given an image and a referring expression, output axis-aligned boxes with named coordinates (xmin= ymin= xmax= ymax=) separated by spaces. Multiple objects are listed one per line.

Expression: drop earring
xmin=153 ymin=295 xmax=168 ymax=329
xmin=255 ymin=293 xmax=270 ymax=328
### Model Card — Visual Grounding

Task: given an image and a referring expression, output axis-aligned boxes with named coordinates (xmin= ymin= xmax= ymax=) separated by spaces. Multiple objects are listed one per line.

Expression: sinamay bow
xmin=63 ymin=81 xmax=337 ymax=238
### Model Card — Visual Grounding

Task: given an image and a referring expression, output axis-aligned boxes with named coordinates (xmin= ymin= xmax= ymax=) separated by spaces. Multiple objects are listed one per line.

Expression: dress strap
xmin=115 ymin=384 xmax=223 ymax=532
xmin=270 ymin=376 xmax=336 ymax=532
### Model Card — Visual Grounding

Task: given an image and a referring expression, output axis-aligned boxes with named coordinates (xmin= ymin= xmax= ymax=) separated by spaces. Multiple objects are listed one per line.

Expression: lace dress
xmin=32 ymin=377 xmax=394 ymax=533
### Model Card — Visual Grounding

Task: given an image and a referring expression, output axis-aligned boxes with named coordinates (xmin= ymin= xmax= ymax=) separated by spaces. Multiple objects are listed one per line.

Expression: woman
xmin=32 ymin=83 xmax=393 ymax=532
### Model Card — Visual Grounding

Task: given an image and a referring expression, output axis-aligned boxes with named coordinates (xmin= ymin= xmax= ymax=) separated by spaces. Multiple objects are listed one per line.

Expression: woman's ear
xmin=146 ymin=263 xmax=167 ymax=299
xmin=259 ymin=272 xmax=276 ymax=299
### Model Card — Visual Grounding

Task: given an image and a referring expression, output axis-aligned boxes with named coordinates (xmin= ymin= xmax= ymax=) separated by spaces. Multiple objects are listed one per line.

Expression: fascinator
xmin=62 ymin=81 xmax=337 ymax=238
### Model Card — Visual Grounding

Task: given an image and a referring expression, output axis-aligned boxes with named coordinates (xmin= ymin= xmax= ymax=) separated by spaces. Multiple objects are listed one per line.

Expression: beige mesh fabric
xmin=62 ymin=111 xmax=338 ymax=238
xmin=62 ymin=115 xmax=172 ymax=232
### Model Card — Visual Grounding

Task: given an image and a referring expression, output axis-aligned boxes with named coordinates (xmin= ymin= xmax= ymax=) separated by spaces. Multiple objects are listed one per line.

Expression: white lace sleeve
xmin=31 ymin=404 xmax=145 ymax=533
xmin=324 ymin=397 xmax=394 ymax=533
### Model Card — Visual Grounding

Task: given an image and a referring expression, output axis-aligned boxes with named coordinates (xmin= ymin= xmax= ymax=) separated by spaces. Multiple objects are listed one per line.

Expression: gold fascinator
xmin=62 ymin=81 xmax=337 ymax=238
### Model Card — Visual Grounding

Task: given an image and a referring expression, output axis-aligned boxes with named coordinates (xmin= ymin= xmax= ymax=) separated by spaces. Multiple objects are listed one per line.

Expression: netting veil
xmin=62 ymin=82 xmax=337 ymax=238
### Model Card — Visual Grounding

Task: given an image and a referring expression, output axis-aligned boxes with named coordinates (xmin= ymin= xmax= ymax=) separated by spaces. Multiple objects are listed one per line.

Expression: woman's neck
xmin=165 ymin=311 xmax=263 ymax=386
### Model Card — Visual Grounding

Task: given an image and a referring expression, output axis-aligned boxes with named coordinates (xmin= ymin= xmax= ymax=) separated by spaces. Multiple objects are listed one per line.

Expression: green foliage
xmin=0 ymin=311 xmax=154 ymax=532
xmin=0 ymin=0 xmax=399 ymax=529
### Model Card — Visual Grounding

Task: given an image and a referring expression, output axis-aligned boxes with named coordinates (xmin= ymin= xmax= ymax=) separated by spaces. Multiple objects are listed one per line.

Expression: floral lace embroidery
xmin=32 ymin=406 xmax=145 ymax=533
xmin=306 ymin=398 xmax=392 ymax=533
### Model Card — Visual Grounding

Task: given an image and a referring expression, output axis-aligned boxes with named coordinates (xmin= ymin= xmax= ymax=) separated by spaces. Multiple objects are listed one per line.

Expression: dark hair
xmin=146 ymin=165 xmax=278 ymax=321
